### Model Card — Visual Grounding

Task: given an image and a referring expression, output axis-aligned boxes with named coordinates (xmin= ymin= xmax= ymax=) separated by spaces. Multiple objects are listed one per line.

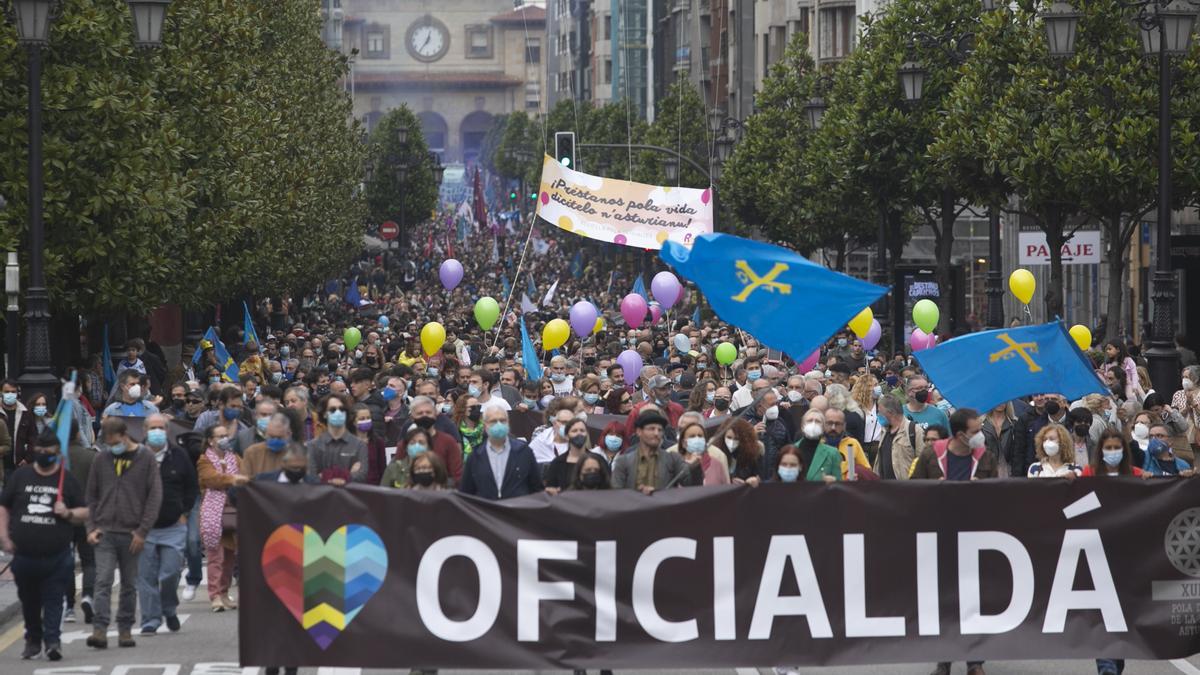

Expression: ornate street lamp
xmin=803 ymin=97 xmax=827 ymax=129
xmin=714 ymin=133 xmax=734 ymax=163
xmin=397 ymin=124 xmax=409 ymax=146
xmin=980 ymin=0 xmax=1001 ymax=11
xmin=126 ymin=0 xmax=172 ymax=47
xmin=663 ymin=155 xmax=679 ymax=183
xmin=1139 ymin=0 xmax=1197 ymax=55
xmin=8 ymin=0 xmax=55 ymax=43
xmin=1040 ymin=2 xmax=1082 ymax=58
xmin=898 ymin=61 xmax=927 ymax=102
xmin=429 ymin=151 xmax=445 ymax=185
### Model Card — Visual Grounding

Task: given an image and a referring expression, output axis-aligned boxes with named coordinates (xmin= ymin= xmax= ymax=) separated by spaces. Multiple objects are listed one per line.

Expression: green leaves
xmin=365 ymin=106 xmax=437 ymax=243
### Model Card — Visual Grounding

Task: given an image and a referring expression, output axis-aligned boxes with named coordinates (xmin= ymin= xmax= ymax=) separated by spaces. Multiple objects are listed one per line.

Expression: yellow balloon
xmin=1069 ymin=324 xmax=1092 ymax=352
xmin=542 ymin=318 xmax=570 ymax=351
xmin=420 ymin=322 xmax=446 ymax=357
xmin=1009 ymin=268 xmax=1036 ymax=305
xmin=593 ymin=317 xmax=605 ymax=335
xmin=848 ymin=307 xmax=874 ymax=339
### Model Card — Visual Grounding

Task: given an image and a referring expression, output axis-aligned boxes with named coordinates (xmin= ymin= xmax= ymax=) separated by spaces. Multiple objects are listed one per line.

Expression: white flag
xmin=520 ymin=293 xmax=537 ymax=313
xmin=542 ymin=279 xmax=559 ymax=307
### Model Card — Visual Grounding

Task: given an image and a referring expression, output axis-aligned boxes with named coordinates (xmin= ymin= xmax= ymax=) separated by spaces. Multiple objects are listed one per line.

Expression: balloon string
xmin=492 ymin=214 xmax=538 ymax=349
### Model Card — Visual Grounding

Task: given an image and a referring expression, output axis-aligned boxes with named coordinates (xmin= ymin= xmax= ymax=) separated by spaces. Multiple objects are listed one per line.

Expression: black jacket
xmin=458 ymin=439 xmax=543 ymax=500
xmin=154 ymin=446 xmax=198 ymax=529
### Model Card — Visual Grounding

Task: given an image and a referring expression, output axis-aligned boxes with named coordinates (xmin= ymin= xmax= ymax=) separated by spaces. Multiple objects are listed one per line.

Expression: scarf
xmin=200 ymin=447 xmax=238 ymax=550
xmin=460 ymin=423 xmax=483 ymax=456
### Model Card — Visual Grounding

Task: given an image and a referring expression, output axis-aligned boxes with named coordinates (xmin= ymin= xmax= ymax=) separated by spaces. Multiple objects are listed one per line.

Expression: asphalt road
xmin=0 ymin=582 xmax=1199 ymax=675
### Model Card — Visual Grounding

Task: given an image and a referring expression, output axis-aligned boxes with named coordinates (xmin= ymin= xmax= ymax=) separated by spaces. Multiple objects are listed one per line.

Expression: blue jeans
xmin=185 ymin=499 xmax=202 ymax=587
xmin=12 ymin=548 xmax=73 ymax=646
xmin=136 ymin=522 xmax=186 ymax=630
xmin=1097 ymin=658 xmax=1125 ymax=674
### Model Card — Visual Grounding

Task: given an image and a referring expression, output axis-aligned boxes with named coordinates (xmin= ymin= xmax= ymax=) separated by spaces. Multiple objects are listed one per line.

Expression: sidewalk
xmin=0 ymin=548 xmax=19 ymax=628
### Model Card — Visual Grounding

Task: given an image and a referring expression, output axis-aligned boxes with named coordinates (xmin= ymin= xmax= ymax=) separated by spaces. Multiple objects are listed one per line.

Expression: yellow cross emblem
xmin=731 ymin=261 xmax=791 ymax=303
xmin=989 ymin=333 xmax=1043 ymax=373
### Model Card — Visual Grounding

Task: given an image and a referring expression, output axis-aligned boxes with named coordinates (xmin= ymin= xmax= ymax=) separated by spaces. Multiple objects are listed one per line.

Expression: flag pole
xmin=491 ymin=213 xmax=538 ymax=349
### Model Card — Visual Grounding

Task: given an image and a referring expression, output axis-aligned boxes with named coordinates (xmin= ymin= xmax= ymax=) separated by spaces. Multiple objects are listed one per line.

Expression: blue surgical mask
xmin=109 ymin=442 xmax=126 ymax=456
xmin=327 ymin=409 xmax=347 ymax=427
xmin=256 ymin=417 xmax=270 ymax=433
xmin=877 ymin=413 xmax=890 ymax=428
xmin=33 ymin=405 xmax=47 ymax=417
xmin=686 ymin=437 xmax=706 ymax=454
xmin=267 ymin=438 xmax=288 ymax=453
xmin=2 ymin=392 xmax=16 ymax=406
xmin=468 ymin=384 xmax=482 ymax=397
xmin=523 ymin=397 xmax=538 ymax=408
xmin=778 ymin=466 xmax=800 ymax=482
xmin=747 ymin=370 xmax=761 ymax=381
xmin=487 ymin=422 xmax=509 ymax=440
xmin=407 ymin=442 xmax=428 ymax=456
xmin=551 ymin=373 xmax=566 ymax=383
xmin=837 ymin=338 xmax=848 ymax=348
xmin=872 ymin=386 xmax=882 ymax=399
xmin=381 ymin=387 xmax=397 ymax=402
xmin=146 ymin=428 xmax=167 ymax=448
xmin=281 ymin=346 xmax=291 ymax=357
xmin=706 ymin=391 xmax=715 ymax=403
xmin=1102 ymin=450 xmax=1123 ymax=467
xmin=427 ymin=367 xmax=439 ymax=377
xmin=222 ymin=407 xmax=240 ymax=421
xmin=583 ymin=393 xmax=600 ymax=404
xmin=604 ymin=435 xmax=622 ymax=451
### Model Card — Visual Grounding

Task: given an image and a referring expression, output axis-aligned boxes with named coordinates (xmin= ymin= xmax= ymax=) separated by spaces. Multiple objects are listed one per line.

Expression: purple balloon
xmin=862 ymin=319 xmax=882 ymax=351
xmin=651 ymin=271 xmax=682 ymax=309
xmin=620 ymin=293 xmax=648 ymax=328
xmin=439 ymin=259 xmax=464 ymax=291
xmin=616 ymin=349 xmax=643 ymax=386
xmin=569 ymin=300 xmax=599 ymax=338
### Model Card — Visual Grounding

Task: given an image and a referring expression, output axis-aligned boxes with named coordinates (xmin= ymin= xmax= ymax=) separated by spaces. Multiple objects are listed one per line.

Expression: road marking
xmin=735 ymin=668 xmax=761 ymax=675
xmin=0 ymin=619 xmax=23 ymax=653
xmin=1172 ymin=658 xmax=1200 ymax=675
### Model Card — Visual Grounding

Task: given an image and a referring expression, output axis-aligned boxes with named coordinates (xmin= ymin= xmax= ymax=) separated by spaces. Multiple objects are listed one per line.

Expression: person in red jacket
xmin=624 ymin=375 xmax=684 ymax=439
xmin=407 ymin=397 xmax=463 ymax=485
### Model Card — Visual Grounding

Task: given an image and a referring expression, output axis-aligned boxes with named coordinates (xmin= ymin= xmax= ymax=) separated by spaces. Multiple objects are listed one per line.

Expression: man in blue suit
xmin=458 ymin=407 xmax=543 ymax=500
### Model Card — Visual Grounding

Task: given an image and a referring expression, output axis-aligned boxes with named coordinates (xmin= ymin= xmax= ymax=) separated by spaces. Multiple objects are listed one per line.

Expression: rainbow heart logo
xmin=261 ymin=524 xmax=387 ymax=650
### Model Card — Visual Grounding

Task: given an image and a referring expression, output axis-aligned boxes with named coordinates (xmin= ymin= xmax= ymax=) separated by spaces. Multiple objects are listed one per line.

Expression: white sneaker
xmin=181 ymin=585 xmax=197 ymax=601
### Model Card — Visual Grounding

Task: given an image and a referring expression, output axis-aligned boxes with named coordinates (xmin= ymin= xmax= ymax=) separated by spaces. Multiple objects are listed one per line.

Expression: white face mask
xmin=725 ymin=438 xmax=739 ymax=451
xmin=802 ymin=421 xmax=823 ymax=440
xmin=127 ymin=384 xmax=142 ymax=400
xmin=967 ymin=430 xmax=986 ymax=450
xmin=1042 ymin=439 xmax=1060 ymax=457
xmin=1185 ymin=378 xmax=1195 ymax=391
xmin=1132 ymin=423 xmax=1150 ymax=441
xmin=786 ymin=390 xmax=803 ymax=403
xmin=764 ymin=405 xmax=779 ymax=421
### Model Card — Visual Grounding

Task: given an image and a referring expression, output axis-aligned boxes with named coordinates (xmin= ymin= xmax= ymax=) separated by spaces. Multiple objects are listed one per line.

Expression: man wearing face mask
xmin=135 ymin=414 xmax=197 ymax=636
xmin=85 ymin=417 xmax=163 ymax=650
xmin=731 ymin=355 xmax=762 ymax=412
xmin=481 ymin=355 xmax=522 ymax=408
xmin=304 ymin=394 xmax=367 ymax=484
xmin=469 ymin=370 xmax=512 ymax=415
xmin=902 ymin=375 xmax=949 ymax=432
xmin=458 ymin=407 xmax=543 ymax=500
xmin=0 ymin=430 xmax=89 ymax=661
xmin=407 ymin=397 xmax=464 ymax=484
xmin=745 ymin=389 xmax=789 ymax=479
xmin=102 ymin=372 xmax=159 ymax=420
xmin=823 ymin=408 xmax=872 ymax=480
xmin=193 ymin=386 xmax=246 ymax=435
xmin=547 ymin=355 xmax=576 ymax=398
xmin=0 ymin=379 xmax=31 ymax=475
xmin=624 ymin=375 xmax=685 ymax=439
xmin=240 ymin=413 xmax=295 ymax=478
xmin=233 ymin=400 xmax=278 ymax=457
xmin=875 ymin=394 xmax=925 ymax=480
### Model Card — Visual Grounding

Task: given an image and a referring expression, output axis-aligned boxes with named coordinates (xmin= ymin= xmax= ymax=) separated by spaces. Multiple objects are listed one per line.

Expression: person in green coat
xmin=379 ymin=427 xmax=430 ymax=488
xmin=797 ymin=409 xmax=841 ymax=482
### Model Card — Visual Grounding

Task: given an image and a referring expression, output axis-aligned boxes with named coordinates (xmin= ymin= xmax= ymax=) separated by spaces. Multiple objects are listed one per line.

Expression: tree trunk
xmin=1043 ymin=208 xmax=1066 ymax=320
xmin=835 ymin=237 xmax=847 ymax=272
xmin=1103 ymin=212 xmax=1130 ymax=343
xmin=934 ymin=190 xmax=957 ymax=335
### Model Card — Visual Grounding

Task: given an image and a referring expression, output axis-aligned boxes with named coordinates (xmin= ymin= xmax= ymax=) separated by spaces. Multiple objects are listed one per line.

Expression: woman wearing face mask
xmin=196 ymin=425 xmax=249 ymax=612
xmin=380 ymin=427 xmax=432 ymax=488
xmin=1125 ymin=410 xmax=1154 ymax=468
xmin=593 ymin=422 xmax=626 ymax=467
xmin=796 ymin=409 xmax=843 ymax=482
xmin=407 ymin=453 xmax=447 ymax=490
xmin=1082 ymin=429 xmax=1145 ymax=477
xmin=667 ymin=422 xmax=730 ymax=486
xmin=603 ymin=389 xmax=634 ymax=416
xmin=27 ymin=394 xmax=51 ymax=436
xmin=570 ymin=454 xmax=611 ymax=490
xmin=850 ymin=375 xmax=882 ymax=462
xmin=1027 ymin=424 xmax=1081 ymax=478
xmin=350 ymin=404 xmax=386 ymax=486
xmin=449 ymin=396 xmax=482 ymax=457
xmin=980 ymin=402 xmax=1016 ymax=479
xmin=774 ymin=444 xmax=835 ymax=485
xmin=543 ymin=418 xmax=591 ymax=495
xmin=715 ymin=418 xmax=764 ymax=486
xmin=686 ymin=378 xmax=718 ymax=416
xmin=748 ymin=389 xmax=789 ymax=476
xmin=579 ymin=378 xmax=605 ymax=415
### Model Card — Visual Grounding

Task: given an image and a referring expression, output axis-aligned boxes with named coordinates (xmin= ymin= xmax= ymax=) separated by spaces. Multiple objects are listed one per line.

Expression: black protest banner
xmin=239 ymin=479 xmax=1200 ymax=669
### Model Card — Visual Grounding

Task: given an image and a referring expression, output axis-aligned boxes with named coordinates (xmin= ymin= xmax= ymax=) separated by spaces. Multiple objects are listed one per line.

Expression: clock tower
xmin=341 ymin=1 xmax=547 ymax=164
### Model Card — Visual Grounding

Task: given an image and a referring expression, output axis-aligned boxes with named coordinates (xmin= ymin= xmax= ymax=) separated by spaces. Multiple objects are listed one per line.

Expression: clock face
xmin=406 ymin=17 xmax=450 ymax=62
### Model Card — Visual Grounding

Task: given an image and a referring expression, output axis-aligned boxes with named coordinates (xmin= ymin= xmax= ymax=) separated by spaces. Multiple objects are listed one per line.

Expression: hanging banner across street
xmin=535 ymin=154 xmax=714 ymax=250
xmin=239 ymin=479 xmax=1200 ymax=670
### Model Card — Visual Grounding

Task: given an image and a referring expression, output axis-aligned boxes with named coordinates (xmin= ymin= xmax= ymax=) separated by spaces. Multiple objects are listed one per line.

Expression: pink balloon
xmin=651 ymin=272 xmax=682 ymax=309
xmin=798 ymin=349 xmax=820 ymax=372
xmin=648 ymin=302 xmax=662 ymax=325
xmin=620 ymin=293 xmax=648 ymax=328
xmin=910 ymin=328 xmax=931 ymax=351
xmin=616 ymin=349 xmax=643 ymax=386
xmin=862 ymin=319 xmax=882 ymax=351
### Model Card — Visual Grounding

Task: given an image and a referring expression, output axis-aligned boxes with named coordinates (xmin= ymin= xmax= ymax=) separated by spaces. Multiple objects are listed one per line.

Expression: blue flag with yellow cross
xmin=913 ymin=321 xmax=1107 ymax=413
xmin=660 ymin=233 xmax=886 ymax=362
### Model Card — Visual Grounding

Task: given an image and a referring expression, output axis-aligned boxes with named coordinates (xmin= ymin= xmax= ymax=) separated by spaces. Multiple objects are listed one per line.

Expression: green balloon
xmin=913 ymin=298 xmax=940 ymax=334
xmin=474 ymin=296 xmax=500 ymax=330
xmin=715 ymin=341 xmax=737 ymax=366
xmin=343 ymin=327 xmax=362 ymax=351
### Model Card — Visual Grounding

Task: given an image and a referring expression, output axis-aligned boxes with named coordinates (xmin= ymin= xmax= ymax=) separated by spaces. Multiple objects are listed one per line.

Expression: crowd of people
xmin=0 ymin=212 xmax=1196 ymax=675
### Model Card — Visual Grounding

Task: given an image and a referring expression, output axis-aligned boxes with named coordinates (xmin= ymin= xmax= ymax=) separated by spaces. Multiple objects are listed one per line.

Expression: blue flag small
xmin=913 ymin=322 xmax=1107 ymax=413
xmin=661 ymin=233 xmax=886 ymax=363
xmin=345 ymin=276 xmax=361 ymax=307
xmin=527 ymin=274 xmax=537 ymax=299
xmin=51 ymin=373 xmax=78 ymax=471
xmin=197 ymin=327 xmax=239 ymax=382
xmin=101 ymin=323 xmax=116 ymax=390
xmin=500 ymin=273 xmax=511 ymax=298
xmin=520 ymin=317 xmax=544 ymax=382
xmin=692 ymin=305 xmax=701 ymax=327
xmin=631 ymin=274 xmax=647 ymax=300
xmin=570 ymin=250 xmax=583 ymax=279
xmin=242 ymin=301 xmax=261 ymax=351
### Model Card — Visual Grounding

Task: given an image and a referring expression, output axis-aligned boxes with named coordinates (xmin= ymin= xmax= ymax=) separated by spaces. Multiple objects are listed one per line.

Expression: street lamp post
xmin=4 ymin=0 xmax=171 ymax=400
xmin=1040 ymin=0 xmax=1195 ymax=395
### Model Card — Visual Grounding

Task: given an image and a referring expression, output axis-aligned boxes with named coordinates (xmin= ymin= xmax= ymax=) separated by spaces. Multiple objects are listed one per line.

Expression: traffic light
xmin=509 ymin=190 xmax=518 ymax=201
xmin=529 ymin=192 xmax=537 ymax=201
xmin=555 ymin=131 xmax=576 ymax=169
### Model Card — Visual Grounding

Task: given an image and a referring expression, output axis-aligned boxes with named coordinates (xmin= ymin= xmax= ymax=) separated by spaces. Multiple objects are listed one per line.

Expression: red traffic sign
xmin=379 ymin=221 xmax=399 ymax=241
